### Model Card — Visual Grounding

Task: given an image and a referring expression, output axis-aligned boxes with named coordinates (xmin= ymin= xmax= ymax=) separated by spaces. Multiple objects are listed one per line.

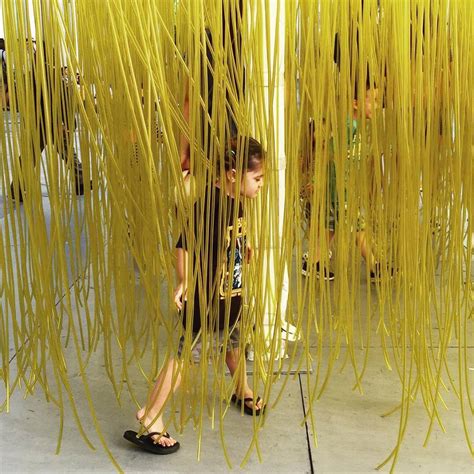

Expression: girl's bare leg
xmin=136 ymin=358 xmax=182 ymax=447
xmin=225 ymin=348 xmax=263 ymax=410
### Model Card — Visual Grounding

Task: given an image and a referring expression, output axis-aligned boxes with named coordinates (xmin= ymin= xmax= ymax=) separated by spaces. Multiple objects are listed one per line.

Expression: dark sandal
xmin=231 ymin=394 xmax=265 ymax=416
xmin=123 ymin=430 xmax=180 ymax=455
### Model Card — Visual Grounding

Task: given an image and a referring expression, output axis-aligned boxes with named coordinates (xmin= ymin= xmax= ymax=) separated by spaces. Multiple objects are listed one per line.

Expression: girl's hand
xmin=174 ymin=282 xmax=186 ymax=311
xmin=300 ymin=182 xmax=313 ymax=199
xmin=180 ymin=151 xmax=190 ymax=171
xmin=245 ymin=243 xmax=253 ymax=263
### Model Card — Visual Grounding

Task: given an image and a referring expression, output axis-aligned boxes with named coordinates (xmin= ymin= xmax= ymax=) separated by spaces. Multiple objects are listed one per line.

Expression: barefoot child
xmin=124 ymin=136 xmax=265 ymax=454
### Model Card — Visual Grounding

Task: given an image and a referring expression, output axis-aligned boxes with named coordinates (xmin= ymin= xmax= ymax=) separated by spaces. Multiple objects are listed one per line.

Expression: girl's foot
xmin=136 ymin=408 xmax=177 ymax=447
xmin=242 ymin=390 xmax=264 ymax=411
xmin=231 ymin=390 xmax=265 ymax=415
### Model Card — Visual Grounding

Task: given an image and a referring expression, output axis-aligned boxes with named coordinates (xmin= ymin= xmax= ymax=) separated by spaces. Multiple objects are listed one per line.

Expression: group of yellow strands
xmin=0 ymin=0 xmax=472 ymax=472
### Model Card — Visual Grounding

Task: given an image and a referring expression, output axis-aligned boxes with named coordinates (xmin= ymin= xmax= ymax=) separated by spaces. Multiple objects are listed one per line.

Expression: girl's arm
xmin=174 ymin=248 xmax=187 ymax=310
xmin=245 ymin=243 xmax=253 ymax=263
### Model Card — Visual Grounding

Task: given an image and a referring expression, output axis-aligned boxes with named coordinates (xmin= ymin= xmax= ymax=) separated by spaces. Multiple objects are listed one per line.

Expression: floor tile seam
xmin=298 ymin=373 xmax=315 ymax=474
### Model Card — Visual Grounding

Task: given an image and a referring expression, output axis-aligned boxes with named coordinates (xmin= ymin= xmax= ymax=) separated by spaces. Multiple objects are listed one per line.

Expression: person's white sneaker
xmin=281 ymin=328 xmax=297 ymax=341
xmin=246 ymin=345 xmax=255 ymax=361
xmin=283 ymin=321 xmax=297 ymax=334
xmin=281 ymin=322 xmax=299 ymax=341
xmin=249 ymin=343 xmax=289 ymax=361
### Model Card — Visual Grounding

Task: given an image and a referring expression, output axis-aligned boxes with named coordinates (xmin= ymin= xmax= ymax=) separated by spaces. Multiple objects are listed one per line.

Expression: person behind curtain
xmin=1 ymin=38 xmax=88 ymax=203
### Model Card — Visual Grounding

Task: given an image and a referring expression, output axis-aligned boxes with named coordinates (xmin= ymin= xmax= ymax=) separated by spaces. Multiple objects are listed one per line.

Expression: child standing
xmin=302 ymin=84 xmax=381 ymax=281
xmin=124 ymin=136 xmax=265 ymax=454
xmin=301 ymin=119 xmax=336 ymax=281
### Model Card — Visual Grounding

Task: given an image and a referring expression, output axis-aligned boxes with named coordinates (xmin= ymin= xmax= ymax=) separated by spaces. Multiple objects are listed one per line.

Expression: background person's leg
xmin=10 ymin=126 xmax=46 ymax=202
xmin=59 ymin=125 xmax=88 ymax=195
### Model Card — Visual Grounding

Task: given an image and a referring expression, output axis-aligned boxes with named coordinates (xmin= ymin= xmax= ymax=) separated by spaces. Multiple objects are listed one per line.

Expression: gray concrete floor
xmin=1 ymin=125 xmax=473 ymax=473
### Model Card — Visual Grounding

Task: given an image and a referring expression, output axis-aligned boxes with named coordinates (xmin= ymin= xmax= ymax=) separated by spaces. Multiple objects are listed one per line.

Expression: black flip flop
xmin=123 ymin=430 xmax=180 ymax=454
xmin=231 ymin=394 xmax=265 ymax=416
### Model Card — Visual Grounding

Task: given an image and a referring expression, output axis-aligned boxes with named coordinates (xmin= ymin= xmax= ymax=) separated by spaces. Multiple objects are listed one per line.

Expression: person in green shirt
xmin=302 ymin=83 xmax=385 ymax=282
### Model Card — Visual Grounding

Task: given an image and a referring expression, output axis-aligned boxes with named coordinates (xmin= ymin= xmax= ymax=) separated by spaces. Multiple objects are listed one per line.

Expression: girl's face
xmin=241 ymin=164 xmax=265 ymax=198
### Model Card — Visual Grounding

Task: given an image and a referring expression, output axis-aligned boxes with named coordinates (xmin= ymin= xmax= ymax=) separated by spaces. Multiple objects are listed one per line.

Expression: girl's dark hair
xmin=223 ymin=136 xmax=264 ymax=172
xmin=1 ymin=39 xmax=7 ymax=90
